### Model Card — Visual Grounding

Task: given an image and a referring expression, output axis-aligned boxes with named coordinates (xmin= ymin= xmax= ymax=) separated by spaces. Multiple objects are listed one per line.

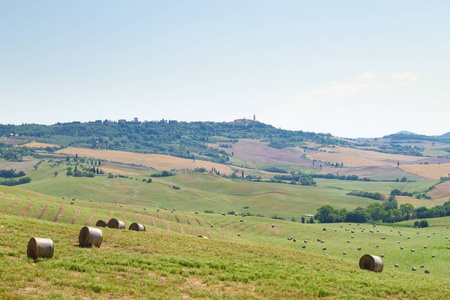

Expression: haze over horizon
xmin=1 ymin=1 xmax=449 ymax=139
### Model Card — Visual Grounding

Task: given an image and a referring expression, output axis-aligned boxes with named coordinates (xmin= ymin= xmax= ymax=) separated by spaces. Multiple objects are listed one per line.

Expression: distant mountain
xmin=395 ymin=130 xmax=418 ymax=135
xmin=439 ymin=132 xmax=450 ymax=139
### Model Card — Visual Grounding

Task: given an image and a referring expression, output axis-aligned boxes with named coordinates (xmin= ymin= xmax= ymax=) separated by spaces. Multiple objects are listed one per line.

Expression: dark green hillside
xmin=0 ymin=120 xmax=347 ymax=163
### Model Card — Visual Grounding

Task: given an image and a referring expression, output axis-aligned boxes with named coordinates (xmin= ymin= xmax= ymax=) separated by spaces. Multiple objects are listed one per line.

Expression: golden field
xmin=306 ymin=146 xmax=421 ymax=168
xmin=400 ymin=163 xmax=450 ymax=180
xmin=56 ymin=148 xmax=235 ymax=175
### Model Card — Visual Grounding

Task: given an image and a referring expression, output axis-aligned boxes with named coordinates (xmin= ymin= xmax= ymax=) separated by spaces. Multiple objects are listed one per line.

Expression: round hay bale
xmin=395 ymin=264 xmax=399 ymax=268
xmin=107 ymin=218 xmax=125 ymax=229
xmin=129 ymin=222 xmax=146 ymax=231
xmin=79 ymin=226 xmax=103 ymax=248
xmin=302 ymin=245 xmax=306 ymax=248
xmin=425 ymin=270 xmax=430 ymax=274
xmin=323 ymin=228 xmax=326 ymax=231
xmin=343 ymin=252 xmax=346 ymax=255
xmin=381 ymin=254 xmax=384 ymax=257
xmin=359 ymin=254 xmax=383 ymax=272
xmin=27 ymin=237 xmax=54 ymax=259
xmin=95 ymin=219 xmax=108 ymax=227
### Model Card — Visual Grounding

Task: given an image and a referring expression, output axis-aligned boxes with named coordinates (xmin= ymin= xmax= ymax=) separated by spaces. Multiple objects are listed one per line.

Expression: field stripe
xmin=36 ymin=203 xmax=50 ymax=219
xmin=165 ymin=214 xmax=172 ymax=234
xmin=19 ymin=202 xmax=35 ymax=217
xmin=53 ymin=205 xmax=65 ymax=222
xmin=185 ymin=216 xmax=196 ymax=236
xmin=174 ymin=214 xmax=185 ymax=235
xmin=71 ymin=208 xmax=80 ymax=224
xmin=85 ymin=209 xmax=97 ymax=226
xmin=135 ymin=213 xmax=141 ymax=223
xmin=2 ymin=200 xmax=20 ymax=214
xmin=122 ymin=212 xmax=127 ymax=223
xmin=109 ymin=210 xmax=113 ymax=219
xmin=150 ymin=216 xmax=156 ymax=231
xmin=195 ymin=218 xmax=212 ymax=239
xmin=156 ymin=211 xmax=161 ymax=218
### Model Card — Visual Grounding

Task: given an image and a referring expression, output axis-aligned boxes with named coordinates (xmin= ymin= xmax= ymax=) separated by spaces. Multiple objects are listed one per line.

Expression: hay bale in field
xmin=79 ymin=226 xmax=103 ymax=248
xmin=323 ymin=228 xmax=326 ymax=231
xmin=395 ymin=264 xmax=399 ymax=268
xmin=302 ymin=245 xmax=306 ymax=248
xmin=359 ymin=254 xmax=383 ymax=272
xmin=107 ymin=218 xmax=125 ymax=229
xmin=425 ymin=270 xmax=430 ymax=274
xmin=381 ymin=254 xmax=384 ymax=257
xmin=129 ymin=222 xmax=146 ymax=231
xmin=27 ymin=238 xmax=54 ymax=259
xmin=95 ymin=219 xmax=108 ymax=227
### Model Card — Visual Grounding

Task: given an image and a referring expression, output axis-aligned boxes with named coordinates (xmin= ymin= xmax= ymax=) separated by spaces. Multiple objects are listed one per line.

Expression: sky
xmin=1 ymin=1 xmax=449 ymax=138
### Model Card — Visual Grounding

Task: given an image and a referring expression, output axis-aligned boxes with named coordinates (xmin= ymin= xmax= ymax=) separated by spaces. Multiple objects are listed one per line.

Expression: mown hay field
xmin=57 ymin=148 xmax=235 ymax=175
xmin=21 ymin=142 xmax=60 ymax=148
xmin=306 ymin=146 xmax=423 ymax=168
xmin=400 ymin=163 xmax=450 ymax=180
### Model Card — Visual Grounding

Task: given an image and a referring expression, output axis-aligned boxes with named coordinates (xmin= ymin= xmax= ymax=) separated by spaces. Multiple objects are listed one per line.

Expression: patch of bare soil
xmin=36 ymin=203 xmax=50 ymax=219
xmin=429 ymin=181 xmax=450 ymax=199
xmin=185 ymin=216 xmax=196 ymax=236
xmin=316 ymin=165 xmax=415 ymax=178
xmin=195 ymin=218 xmax=212 ymax=239
xmin=0 ymin=138 xmax=25 ymax=145
xmin=0 ymin=157 xmax=39 ymax=173
xmin=220 ymin=139 xmax=312 ymax=166
xmin=85 ymin=209 xmax=97 ymax=226
xmin=19 ymin=202 xmax=35 ymax=217
xmin=71 ymin=208 xmax=80 ymax=224
xmin=3 ymin=200 xmax=20 ymax=214
xmin=53 ymin=205 xmax=65 ymax=222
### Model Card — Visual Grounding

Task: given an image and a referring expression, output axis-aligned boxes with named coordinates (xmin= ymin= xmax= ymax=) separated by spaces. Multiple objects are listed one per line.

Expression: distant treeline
xmin=315 ymin=196 xmax=450 ymax=224
xmin=0 ymin=120 xmax=350 ymax=165
xmin=0 ymin=143 xmax=35 ymax=161
xmin=0 ymin=169 xmax=26 ymax=178
xmin=0 ymin=177 xmax=32 ymax=186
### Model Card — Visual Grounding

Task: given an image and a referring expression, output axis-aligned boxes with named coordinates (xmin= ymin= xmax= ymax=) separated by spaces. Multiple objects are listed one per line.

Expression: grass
xmin=315 ymin=178 xmax=438 ymax=194
xmin=1 ymin=212 xmax=450 ymax=299
xmin=23 ymin=162 xmax=387 ymax=218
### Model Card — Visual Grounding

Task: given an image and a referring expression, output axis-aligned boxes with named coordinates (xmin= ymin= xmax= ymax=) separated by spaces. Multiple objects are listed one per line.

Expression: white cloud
xmin=292 ymin=72 xmax=420 ymax=103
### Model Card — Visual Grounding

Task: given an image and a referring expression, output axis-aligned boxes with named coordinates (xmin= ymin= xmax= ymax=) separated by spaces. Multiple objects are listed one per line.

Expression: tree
xmin=400 ymin=203 xmax=414 ymax=220
xmin=54 ymin=172 xmax=58 ymax=177
xmin=419 ymin=220 xmax=429 ymax=228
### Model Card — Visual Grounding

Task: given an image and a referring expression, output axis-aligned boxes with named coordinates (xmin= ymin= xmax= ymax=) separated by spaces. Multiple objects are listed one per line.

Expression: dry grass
xmin=429 ymin=180 xmax=450 ymax=198
xmin=57 ymin=148 xmax=234 ymax=175
xmin=21 ymin=142 xmax=60 ymax=148
xmin=307 ymin=146 xmax=421 ymax=168
xmin=400 ymin=163 xmax=450 ymax=180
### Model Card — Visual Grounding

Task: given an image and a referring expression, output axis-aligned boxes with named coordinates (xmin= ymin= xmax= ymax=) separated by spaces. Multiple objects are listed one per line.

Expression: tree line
xmin=315 ymin=195 xmax=450 ymax=224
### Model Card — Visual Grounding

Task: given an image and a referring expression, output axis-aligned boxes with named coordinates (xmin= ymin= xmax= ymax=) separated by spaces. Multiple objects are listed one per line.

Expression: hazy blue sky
xmin=1 ymin=1 xmax=449 ymax=138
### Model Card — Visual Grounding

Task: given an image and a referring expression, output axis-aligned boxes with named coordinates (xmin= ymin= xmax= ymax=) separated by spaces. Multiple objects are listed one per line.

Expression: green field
xmin=1 ymin=158 xmax=449 ymax=298
xmin=21 ymin=162 xmax=388 ymax=218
